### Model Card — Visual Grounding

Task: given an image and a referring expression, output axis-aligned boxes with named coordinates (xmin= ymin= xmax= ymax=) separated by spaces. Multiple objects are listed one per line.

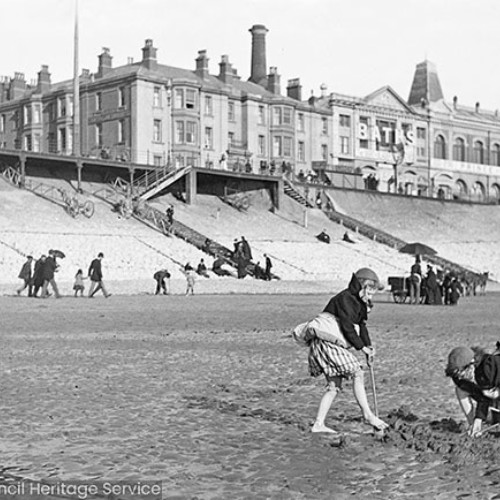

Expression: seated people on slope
xmin=196 ymin=258 xmax=210 ymax=278
xmin=316 ymin=229 xmax=331 ymax=244
xmin=212 ymin=256 xmax=232 ymax=277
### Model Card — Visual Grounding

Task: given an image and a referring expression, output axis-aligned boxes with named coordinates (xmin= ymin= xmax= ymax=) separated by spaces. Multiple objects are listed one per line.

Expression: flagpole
xmin=72 ymin=0 xmax=80 ymax=157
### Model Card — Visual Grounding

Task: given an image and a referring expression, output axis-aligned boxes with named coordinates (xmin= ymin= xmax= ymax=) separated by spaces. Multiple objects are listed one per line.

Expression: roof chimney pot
xmin=37 ymin=64 xmax=51 ymax=93
xmin=97 ymin=47 xmax=113 ymax=78
xmin=218 ymin=54 xmax=233 ymax=84
xmin=287 ymin=78 xmax=302 ymax=101
xmin=195 ymin=49 xmax=209 ymax=79
xmin=267 ymin=67 xmax=281 ymax=95
xmin=141 ymin=39 xmax=158 ymax=70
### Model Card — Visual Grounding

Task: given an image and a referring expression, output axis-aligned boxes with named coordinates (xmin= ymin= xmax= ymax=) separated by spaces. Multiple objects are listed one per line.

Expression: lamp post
xmin=165 ymin=79 xmax=172 ymax=171
xmin=390 ymin=142 xmax=405 ymax=194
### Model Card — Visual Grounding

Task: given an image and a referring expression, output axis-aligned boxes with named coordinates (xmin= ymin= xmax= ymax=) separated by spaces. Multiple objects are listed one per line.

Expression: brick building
xmin=0 ymin=25 xmax=499 ymax=202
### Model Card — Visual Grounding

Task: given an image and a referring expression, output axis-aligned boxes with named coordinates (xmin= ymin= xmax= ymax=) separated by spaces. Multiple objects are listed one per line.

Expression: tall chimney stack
xmin=195 ymin=50 xmax=209 ymax=79
xmin=218 ymin=55 xmax=233 ymax=84
xmin=141 ymin=39 xmax=158 ymax=70
xmin=249 ymin=24 xmax=268 ymax=86
xmin=37 ymin=65 xmax=51 ymax=93
xmin=96 ymin=47 xmax=113 ymax=78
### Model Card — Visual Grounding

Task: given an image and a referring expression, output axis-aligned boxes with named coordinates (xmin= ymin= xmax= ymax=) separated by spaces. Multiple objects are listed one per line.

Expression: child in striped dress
xmin=308 ymin=268 xmax=388 ymax=434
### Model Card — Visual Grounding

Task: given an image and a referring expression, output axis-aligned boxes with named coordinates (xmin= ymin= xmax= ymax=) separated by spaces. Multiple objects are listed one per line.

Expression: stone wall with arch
xmin=489 ymin=183 xmax=500 ymax=202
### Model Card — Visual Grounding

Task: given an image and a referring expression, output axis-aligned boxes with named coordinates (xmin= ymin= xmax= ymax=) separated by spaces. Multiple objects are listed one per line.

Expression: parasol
xmin=49 ymin=249 xmax=66 ymax=259
xmin=399 ymin=242 xmax=437 ymax=256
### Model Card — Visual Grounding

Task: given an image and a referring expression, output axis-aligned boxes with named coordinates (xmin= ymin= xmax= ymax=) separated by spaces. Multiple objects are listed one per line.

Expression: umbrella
xmin=399 ymin=242 xmax=437 ymax=256
xmin=49 ymin=249 xmax=66 ymax=259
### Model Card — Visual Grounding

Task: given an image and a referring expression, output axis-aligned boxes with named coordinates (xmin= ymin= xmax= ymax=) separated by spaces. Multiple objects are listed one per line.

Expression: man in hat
xmin=308 ymin=267 xmax=388 ymax=434
xmin=445 ymin=345 xmax=500 ymax=436
xmin=88 ymin=252 xmax=111 ymax=298
xmin=41 ymin=250 xmax=61 ymax=299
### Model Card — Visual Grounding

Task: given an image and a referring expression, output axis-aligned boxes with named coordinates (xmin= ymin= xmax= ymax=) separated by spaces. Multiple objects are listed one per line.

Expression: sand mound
xmin=385 ymin=406 xmax=500 ymax=466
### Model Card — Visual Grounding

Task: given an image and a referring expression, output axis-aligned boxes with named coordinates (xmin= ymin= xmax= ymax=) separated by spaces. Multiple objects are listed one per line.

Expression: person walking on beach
xmin=88 ymin=253 xmax=111 ymax=298
xmin=32 ymin=254 xmax=47 ymax=297
xmin=16 ymin=255 xmax=33 ymax=297
xmin=298 ymin=268 xmax=388 ymax=434
xmin=73 ymin=269 xmax=87 ymax=297
xmin=41 ymin=250 xmax=61 ymax=298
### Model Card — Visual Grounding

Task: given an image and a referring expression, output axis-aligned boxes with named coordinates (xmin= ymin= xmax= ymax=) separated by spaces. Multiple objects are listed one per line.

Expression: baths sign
xmin=358 ymin=120 xmax=415 ymax=146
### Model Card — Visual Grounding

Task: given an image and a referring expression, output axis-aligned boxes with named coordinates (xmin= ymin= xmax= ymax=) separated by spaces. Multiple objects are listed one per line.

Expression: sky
xmin=2 ymin=0 xmax=500 ymax=110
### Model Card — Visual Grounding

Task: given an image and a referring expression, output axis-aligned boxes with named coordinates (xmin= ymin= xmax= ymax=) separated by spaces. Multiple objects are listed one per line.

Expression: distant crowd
xmin=405 ymin=255 xmax=488 ymax=306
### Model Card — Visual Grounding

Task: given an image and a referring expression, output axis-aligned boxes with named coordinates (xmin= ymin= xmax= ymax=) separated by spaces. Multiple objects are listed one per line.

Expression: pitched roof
xmin=408 ymin=60 xmax=444 ymax=106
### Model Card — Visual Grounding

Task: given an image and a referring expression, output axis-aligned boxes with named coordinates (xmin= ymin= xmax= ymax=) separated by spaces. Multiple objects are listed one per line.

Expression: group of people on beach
xmin=295 ymin=267 xmax=499 ymax=438
xmin=16 ymin=252 xmax=110 ymax=299
xmin=407 ymin=255 xmax=488 ymax=306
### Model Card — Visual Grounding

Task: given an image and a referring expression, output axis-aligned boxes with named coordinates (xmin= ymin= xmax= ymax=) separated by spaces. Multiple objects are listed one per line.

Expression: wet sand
xmin=1 ymin=292 xmax=500 ymax=499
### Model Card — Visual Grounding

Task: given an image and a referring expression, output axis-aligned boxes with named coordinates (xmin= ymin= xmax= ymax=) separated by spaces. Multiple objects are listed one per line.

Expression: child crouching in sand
xmin=446 ymin=343 xmax=500 ymax=436
xmin=295 ymin=268 xmax=388 ymax=434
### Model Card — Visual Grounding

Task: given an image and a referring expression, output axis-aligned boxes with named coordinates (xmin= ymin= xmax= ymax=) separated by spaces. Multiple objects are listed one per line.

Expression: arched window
xmin=455 ymin=179 xmax=468 ymax=198
xmin=490 ymin=183 xmax=500 ymax=201
xmin=474 ymin=141 xmax=485 ymax=164
xmin=473 ymin=181 xmax=486 ymax=201
xmin=491 ymin=144 xmax=500 ymax=166
xmin=453 ymin=137 xmax=466 ymax=162
xmin=434 ymin=135 xmax=446 ymax=159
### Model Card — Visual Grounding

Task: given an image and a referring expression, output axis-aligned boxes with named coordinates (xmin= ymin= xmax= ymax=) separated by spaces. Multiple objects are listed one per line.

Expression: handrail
xmin=283 ymin=178 xmax=314 ymax=208
xmin=0 ymin=165 xmax=22 ymax=186
xmin=321 ymin=191 xmax=482 ymax=277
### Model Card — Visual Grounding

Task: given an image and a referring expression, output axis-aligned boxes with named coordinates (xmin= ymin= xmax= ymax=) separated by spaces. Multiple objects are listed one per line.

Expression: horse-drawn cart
xmin=388 ymin=276 xmax=409 ymax=303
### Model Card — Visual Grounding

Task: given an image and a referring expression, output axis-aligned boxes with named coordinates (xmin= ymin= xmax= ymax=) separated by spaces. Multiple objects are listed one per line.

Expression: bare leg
xmin=312 ymin=379 xmax=340 ymax=433
xmin=352 ymin=370 xmax=388 ymax=430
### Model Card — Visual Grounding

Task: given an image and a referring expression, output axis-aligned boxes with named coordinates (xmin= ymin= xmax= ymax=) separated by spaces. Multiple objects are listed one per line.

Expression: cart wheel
xmin=83 ymin=200 xmax=95 ymax=218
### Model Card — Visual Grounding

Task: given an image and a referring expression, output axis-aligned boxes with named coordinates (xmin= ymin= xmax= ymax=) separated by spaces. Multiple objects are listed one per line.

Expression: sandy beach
xmin=1 ymin=291 xmax=499 ymax=499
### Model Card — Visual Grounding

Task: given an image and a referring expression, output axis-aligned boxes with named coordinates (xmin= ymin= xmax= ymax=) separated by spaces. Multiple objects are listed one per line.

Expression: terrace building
xmin=0 ymin=25 xmax=499 ymax=202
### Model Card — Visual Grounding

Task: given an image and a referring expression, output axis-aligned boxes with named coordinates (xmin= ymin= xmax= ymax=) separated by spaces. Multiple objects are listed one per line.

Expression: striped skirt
xmin=308 ymin=338 xmax=361 ymax=379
